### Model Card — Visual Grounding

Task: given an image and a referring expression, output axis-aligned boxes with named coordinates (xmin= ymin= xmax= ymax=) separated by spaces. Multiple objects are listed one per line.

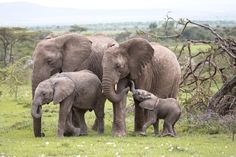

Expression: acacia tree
xmin=0 ymin=27 xmax=37 ymax=67
xmin=0 ymin=56 xmax=31 ymax=100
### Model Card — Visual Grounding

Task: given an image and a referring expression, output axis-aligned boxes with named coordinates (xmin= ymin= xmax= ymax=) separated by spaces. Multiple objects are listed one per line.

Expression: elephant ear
xmin=120 ymin=38 xmax=154 ymax=79
xmin=55 ymin=33 xmax=92 ymax=71
xmin=139 ymin=98 xmax=159 ymax=111
xmin=53 ymin=77 xmax=75 ymax=104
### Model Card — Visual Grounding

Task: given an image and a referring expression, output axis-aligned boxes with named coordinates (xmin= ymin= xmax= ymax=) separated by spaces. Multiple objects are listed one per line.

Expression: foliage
xmin=182 ymin=27 xmax=214 ymax=40
xmin=0 ymin=56 xmax=32 ymax=100
xmin=69 ymin=25 xmax=88 ymax=32
xmin=0 ymin=27 xmax=41 ymax=67
xmin=148 ymin=22 xmax=157 ymax=30
xmin=115 ymin=31 xmax=132 ymax=42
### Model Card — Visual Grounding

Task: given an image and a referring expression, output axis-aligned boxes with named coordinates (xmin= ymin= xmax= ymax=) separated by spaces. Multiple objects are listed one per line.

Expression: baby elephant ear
xmin=53 ymin=77 xmax=75 ymax=104
xmin=139 ymin=100 xmax=155 ymax=110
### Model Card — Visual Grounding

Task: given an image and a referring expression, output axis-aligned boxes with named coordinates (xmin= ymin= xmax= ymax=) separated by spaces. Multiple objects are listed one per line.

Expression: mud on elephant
xmin=32 ymin=33 xmax=117 ymax=137
xmin=102 ymin=38 xmax=181 ymax=136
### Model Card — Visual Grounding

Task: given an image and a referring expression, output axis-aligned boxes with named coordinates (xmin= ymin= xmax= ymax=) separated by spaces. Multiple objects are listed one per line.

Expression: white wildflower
xmin=145 ymin=146 xmax=149 ymax=150
xmin=161 ymin=155 xmax=165 ymax=157
xmin=106 ymin=142 xmax=114 ymax=145
xmin=45 ymin=141 xmax=49 ymax=145
xmin=115 ymin=152 xmax=120 ymax=157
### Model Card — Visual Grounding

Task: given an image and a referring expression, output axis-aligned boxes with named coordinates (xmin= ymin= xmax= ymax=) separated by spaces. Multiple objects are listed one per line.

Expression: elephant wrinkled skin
xmin=31 ymin=70 xmax=105 ymax=137
xmin=130 ymin=81 xmax=181 ymax=137
xmin=102 ymin=38 xmax=181 ymax=136
xmin=32 ymin=33 xmax=117 ymax=137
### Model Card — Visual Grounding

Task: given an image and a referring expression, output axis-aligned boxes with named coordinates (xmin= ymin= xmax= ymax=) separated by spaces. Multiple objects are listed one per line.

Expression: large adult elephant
xmin=102 ymin=38 xmax=181 ymax=136
xmin=32 ymin=33 xmax=117 ymax=137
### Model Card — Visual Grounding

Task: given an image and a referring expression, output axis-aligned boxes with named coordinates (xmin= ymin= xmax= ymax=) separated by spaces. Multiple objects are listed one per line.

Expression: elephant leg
xmin=134 ymin=100 xmax=146 ymax=134
xmin=153 ymin=119 xmax=159 ymax=136
xmin=93 ymin=96 xmax=106 ymax=134
xmin=76 ymin=109 xmax=88 ymax=136
xmin=141 ymin=118 xmax=156 ymax=136
xmin=172 ymin=124 xmax=176 ymax=136
xmin=162 ymin=121 xmax=175 ymax=137
xmin=64 ymin=110 xmax=80 ymax=136
xmin=58 ymin=102 xmax=72 ymax=137
xmin=112 ymin=79 xmax=129 ymax=137
xmin=72 ymin=107 xmax=80 ymax=128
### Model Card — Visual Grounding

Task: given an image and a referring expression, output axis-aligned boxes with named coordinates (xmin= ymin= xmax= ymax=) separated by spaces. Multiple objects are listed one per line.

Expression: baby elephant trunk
xmin=31 ymin=102 xmax=42 ymax=119
xmin=130 ymin=80 xmax=136 ymax=93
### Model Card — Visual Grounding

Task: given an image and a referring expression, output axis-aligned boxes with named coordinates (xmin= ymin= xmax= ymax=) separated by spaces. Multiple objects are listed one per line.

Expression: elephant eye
xmin=115 ymin=63 xmax=121 ymax=69
xmin=41 ymin=93 xmax=46 ymax=97
xmin=47 ymin=58 xmax=54 ymax=65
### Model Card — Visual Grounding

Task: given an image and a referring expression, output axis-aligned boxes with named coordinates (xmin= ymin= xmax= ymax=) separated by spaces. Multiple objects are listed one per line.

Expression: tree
xmin=69 ymin=25 xmax=88 ymax=32
xmin=0 ymin=56 xmax=31 ymax=100
xmin=149 ymin=22 xmax=157 ymax=30
xmin=0 ymin=27 xmax=38 ymax=67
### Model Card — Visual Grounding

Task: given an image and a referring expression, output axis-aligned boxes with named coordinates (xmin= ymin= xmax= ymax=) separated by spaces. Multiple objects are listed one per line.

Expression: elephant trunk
xmin=31 ymin=101 xmax=42 ymax=119
xmin=102 ymin=73 xmax=123 ymax=103
xmin=31 ymin=71 xmax=49 ymax=137
xmin=130 ymin=80 xmax=136 ymax=93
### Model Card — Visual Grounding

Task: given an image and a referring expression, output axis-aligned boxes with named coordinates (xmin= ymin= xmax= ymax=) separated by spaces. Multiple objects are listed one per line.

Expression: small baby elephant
xmin=31 ymin=70 xmax=105 ymax=137
xmin=130 ymin=81 xmax=181 ymax=137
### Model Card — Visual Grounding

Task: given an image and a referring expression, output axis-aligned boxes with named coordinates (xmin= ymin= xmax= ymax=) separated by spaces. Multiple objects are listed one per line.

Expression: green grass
xmin=0 ymin=85 xmax=236 ymax=157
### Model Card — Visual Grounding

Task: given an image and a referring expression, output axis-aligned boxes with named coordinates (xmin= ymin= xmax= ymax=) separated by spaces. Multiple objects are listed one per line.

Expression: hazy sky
xmin=0 ymin=0 xmax=235 ymax=10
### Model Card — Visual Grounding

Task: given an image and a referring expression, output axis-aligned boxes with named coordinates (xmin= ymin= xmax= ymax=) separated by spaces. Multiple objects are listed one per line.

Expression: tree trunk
xmin=208 ymin=75 xmax=236 ymax=111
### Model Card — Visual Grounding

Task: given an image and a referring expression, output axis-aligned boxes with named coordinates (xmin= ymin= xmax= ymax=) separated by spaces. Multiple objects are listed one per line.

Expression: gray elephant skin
xmin=32 ymin=33 xmax=117 ymax=137
xmin=31 ymin=70 xmax=105 ymax=137
xmin=130 ymin=81 xmax=181 ymax=137
xmin=102 ymin=38 xmax=181 ymax=136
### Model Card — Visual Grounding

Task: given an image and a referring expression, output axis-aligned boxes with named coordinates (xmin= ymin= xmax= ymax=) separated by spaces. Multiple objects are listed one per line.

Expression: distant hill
xmin=0 ymin=2 xmax=235 ymax=26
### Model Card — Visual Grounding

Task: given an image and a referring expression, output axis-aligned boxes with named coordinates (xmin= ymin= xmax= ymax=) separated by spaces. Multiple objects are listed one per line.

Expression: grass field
xmin=0 ymin=85 xmax=236 ymax=157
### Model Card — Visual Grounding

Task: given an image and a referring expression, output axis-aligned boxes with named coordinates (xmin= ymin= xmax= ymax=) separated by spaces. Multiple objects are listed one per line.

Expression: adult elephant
xmin=32 ymin=33 xmax=117 ymax=137
xmin=102 ymin=38 xmax=181 ymax=136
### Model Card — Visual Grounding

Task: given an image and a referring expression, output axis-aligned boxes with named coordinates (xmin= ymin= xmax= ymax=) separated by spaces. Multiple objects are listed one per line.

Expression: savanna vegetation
xmin=0 ymin=18 xmax=236 ymax=156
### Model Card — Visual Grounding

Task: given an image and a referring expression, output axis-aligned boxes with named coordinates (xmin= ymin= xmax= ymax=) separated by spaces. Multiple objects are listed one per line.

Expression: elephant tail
xmin=169 ymin=76 xmax=181 ymax=99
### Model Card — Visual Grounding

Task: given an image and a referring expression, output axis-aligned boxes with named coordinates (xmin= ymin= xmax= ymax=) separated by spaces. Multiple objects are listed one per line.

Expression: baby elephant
xmin=31 ymin=70 xmax=105 ymax=137
xmin=130 ymin=81 xmax=181 ymax=137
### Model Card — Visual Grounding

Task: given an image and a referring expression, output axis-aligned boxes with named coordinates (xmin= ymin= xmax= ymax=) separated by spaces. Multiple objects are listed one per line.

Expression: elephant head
xmin=102 ymin=38 xmax=154 ymax=103
xmin=32 ymin=33 xmax=92 ymax=96
xmin=31 ymin=76 xmax=75 ymax=119
xmin=32 ymin=33 xmax=91 ymax=137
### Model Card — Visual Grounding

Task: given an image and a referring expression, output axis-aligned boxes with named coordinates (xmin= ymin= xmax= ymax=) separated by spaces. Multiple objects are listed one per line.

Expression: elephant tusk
xmin=114 ymin=84 xmax=117 ymax=91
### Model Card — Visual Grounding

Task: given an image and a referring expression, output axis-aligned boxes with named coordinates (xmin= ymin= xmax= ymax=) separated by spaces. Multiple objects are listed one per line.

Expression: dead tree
xmin=137 ymin=18 xmax=236 ymax=114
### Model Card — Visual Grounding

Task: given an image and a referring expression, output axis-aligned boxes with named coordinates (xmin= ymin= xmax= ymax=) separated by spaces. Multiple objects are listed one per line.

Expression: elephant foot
xmin=57 ymin=133 xmax=64 ymax=138
xmin=161 ymin=132 xmax=175 ymax=137
xmin=134 ymin=131 xmax=146 ymax=136
xmin=35 ymin=132 xmax=45 ymax=137
xmin=79 ymin=131 xmax=88 ymax=136
xmin=112 ymin=130 xmax=126 ymax=137
xmin=41 ymin=132 xmax=45 ymax=137
xmin=74 ymin=128 xmax=81 ymax=136
xmin=140 ymin=131 xmax=147 ymax=136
